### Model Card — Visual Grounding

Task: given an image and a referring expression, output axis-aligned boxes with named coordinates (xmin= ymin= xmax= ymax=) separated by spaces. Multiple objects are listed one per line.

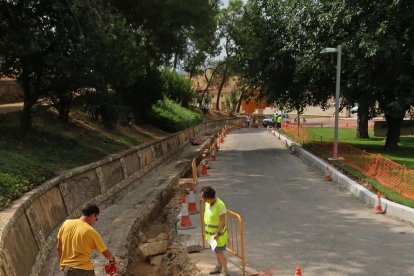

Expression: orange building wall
xmin=241 ymin=100 xmax=267 ymax=114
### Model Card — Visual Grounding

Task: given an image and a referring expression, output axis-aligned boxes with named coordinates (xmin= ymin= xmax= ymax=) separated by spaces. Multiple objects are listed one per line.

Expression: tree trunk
xmin=57 ymin=96 xmax=71 ymax=122
xmin=198 ymin=65 xmax=221 ymax=107
xmin=383 ymin=113 xmax=404 ymax=151
xmin=215 ymin=63 xmax=228 ymax=111
xmin=173 ymin=53 xmax=178 ymax=70
xmin=19 ymin=71 xmax=37 ymax=131
xmin=236 ymin=87 xmax=246 ymax=113
xmin=189 ymin=66 xmax=195 ymax=81
xmin=356 ymin=102 xmax=369 ymax=138
xmin=21 ymin=97 xmax=35 ymax=130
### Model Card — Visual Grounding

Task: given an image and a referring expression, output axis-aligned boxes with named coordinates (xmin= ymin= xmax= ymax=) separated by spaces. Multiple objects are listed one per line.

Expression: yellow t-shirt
xmin=58 ymin=219 xmax=107 ymax=271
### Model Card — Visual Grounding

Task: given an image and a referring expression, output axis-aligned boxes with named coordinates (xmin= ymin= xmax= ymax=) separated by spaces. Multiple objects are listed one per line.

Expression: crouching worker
xmin=57 ymin=203 xmax=116 ymax=275
xmin=201 ymin=186 xmax=229 ymax=276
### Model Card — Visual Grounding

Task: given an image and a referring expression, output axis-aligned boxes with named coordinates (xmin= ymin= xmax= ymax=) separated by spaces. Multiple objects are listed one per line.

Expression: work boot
xmin=219 ymin=270 xmax=230 ymax=276
xmin=209 ymin=265 xmax=222 ymax=274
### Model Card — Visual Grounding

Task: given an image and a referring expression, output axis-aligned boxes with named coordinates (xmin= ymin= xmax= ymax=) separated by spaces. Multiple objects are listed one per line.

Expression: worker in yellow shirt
xmin=201 ymin=186 xmax=229 ymax=276
xmin=276 ymin=113 xmax=282 ymax=129
xmin=57 ymin=203 xmax=116 ymax=275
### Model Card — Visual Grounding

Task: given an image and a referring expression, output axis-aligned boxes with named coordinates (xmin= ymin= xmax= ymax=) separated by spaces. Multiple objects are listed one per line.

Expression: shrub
xmin=0 ymin=173 xmax=30 ymax=209
xmin=160 ymin=70 xmax=195 ymax=107
xmin=78 ymin=88 xmax=131 ymax=128
xmin=151 ymin=97 xmax=202 ymax=132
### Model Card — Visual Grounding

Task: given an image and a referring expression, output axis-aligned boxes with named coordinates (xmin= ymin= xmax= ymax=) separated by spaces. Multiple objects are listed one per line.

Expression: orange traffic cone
xmin=201 ymin=159 xmax=208 ymax=176
xmin=178 ymin=195 xmax=195 ymax=229
xmin=295 ymin=266 xmax=302 ymax=276
xmin=325 ymin=166 xmax=332 ymax=181
xmin=210 ymin=145 xmax=216 ymax=161
xmin=187 ymin=185 xmax=199 ymax=214
xmin=375 ymin=192 xmax=384 ymax=214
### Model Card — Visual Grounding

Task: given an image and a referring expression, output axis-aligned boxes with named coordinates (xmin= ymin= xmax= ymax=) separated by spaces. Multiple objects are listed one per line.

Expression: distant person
xmin=245 ymin=114 xmax=251 ymax=128
xmin=201 ymin=186 xmax=229 ymax=276
xmin=57 ymin=203 xmax=116 ymax=276
xmin=272 ymin=113 xmax=278 ymax=127
xmin=276 ymin=113 xmax=282 ymax=129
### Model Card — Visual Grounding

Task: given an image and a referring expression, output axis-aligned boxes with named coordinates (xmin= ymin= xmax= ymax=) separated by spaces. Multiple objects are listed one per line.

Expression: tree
xmin=160 ymin=69 xmax=195 ymax=107
xmin=234 ymin=0 xmax=414 ymax=150
xmin=0 ymin=0 xmax=134 ymax=126
xmin=232 ymin=0 xmax=332 ymax=117
xmin=319 ymin=0 xmax=414 ymax=149
xmin=225 ymin=90 xmax=240 ymax=115
xmin=110 ymin=0 xmax=220 ymax=65
xmin=0 ymin=1 xmax=60 ymax=129
xmin=214 ymin=0 xmax=244 ymax=111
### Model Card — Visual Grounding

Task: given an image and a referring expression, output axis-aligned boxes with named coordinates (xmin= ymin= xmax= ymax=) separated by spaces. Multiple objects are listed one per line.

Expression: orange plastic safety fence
xmin=282 ymin=124 xmax=414 ymax=200
xmin=282 ymin=122 xmax=309 ymax=144
xmin=341 ymin=147 xmax=414 ymax=200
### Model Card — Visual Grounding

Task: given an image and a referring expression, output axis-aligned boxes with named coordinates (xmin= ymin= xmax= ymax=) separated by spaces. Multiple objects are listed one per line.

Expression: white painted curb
xmin=276 ymin=131 xmax=414 ymax=224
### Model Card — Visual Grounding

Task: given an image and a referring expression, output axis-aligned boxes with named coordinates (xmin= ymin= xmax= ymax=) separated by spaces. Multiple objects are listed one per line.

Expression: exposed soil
xmin=126 ymin=185 xmax=201 ymax=276
xmin=0 ymin=80 xmax=23 ymax=104
xmin=202 ymin=109 xmax=234 ymax=122
xmin=158 ymin=244 xmax=202 ymax=276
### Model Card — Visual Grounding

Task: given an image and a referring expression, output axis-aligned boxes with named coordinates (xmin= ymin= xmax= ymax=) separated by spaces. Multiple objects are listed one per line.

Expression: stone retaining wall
xmin=0 ymin=118 xmax=242 ymax=276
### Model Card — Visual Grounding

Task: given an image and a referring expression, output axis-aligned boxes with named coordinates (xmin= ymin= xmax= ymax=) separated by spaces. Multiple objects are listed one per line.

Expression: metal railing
xmin=200 ymin=200 xmax=246 ymax=275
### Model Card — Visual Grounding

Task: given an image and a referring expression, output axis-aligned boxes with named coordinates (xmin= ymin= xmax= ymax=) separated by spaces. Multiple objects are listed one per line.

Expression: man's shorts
xmin=64 ymin=267 xmax=95 ymax=276
xmin=214 ymin=244 xmax=227 ymax=253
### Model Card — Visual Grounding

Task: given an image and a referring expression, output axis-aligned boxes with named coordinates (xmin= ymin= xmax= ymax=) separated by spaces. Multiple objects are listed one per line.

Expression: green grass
xmin=0 ymin=108 xmax=143 ymax=209
xmin=336 ymin=163 xmax=414 ymax=208
xmin=152 ymin=97 xmax=202 ymax=132
xmin=300 ymin=127 xmax=414 ymax=207
xmin=307 ymin=127 xmax=414 ymax=169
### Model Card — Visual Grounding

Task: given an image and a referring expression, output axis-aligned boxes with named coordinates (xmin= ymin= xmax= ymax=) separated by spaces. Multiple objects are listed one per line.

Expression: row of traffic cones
xmin=325 ymin=166 xmax=385 ymax=214
xmin=179 ymin=128 xmax=229 ymax=229
xmin=178 ymin=185 xmax=199 ymax=229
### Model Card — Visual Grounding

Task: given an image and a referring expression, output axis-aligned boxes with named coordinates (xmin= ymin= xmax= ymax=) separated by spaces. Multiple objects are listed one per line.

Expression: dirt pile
xmin=126 ymin=186 xmax=200 ymax=276
xmin=158 ymin=244 xmax=201 ymax=276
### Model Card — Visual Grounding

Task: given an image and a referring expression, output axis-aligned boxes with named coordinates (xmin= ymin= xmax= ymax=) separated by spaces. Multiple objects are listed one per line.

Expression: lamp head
xmin=320 ymin=47 xmax=338 ymax=54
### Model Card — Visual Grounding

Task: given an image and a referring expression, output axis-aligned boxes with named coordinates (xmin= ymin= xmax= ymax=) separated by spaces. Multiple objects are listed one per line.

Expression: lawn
xmin=0 ymin=108 xmax=145 ymax=209
xmin=300 ymin=126 xmax=414 ymax=207
xmin=307 ymin=127 xmax=414 ymax=169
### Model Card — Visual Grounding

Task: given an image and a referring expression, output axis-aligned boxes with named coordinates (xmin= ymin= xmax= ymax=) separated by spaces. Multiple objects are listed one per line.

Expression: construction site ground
xmin=37 ymin=134 xmax=221 ymax=276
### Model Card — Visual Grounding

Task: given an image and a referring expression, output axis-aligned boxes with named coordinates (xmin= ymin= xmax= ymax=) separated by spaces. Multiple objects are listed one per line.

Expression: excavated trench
xmin=34 ymin=140 xmax=209 ymax=276
xmin=125 ymin=183 xmax=200 ymax=276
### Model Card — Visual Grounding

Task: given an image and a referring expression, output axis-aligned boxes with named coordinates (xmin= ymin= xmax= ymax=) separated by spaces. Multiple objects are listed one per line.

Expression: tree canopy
xmin=1 ymin=0 xmax=413 ymax=150
xmin=0 ymin=0 xmax=220 ymax=129
xmin=231 ymin=0 xmax=414 ymax=150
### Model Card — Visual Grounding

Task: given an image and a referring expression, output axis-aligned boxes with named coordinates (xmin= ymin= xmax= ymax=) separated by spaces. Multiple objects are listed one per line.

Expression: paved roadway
xmin=198 ymin=128 xmax=414 ymax=275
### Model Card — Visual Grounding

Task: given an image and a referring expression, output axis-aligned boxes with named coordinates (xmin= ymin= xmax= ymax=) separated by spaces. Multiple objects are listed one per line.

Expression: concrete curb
xmin=275 ymin=131 xmax=414 ymax=225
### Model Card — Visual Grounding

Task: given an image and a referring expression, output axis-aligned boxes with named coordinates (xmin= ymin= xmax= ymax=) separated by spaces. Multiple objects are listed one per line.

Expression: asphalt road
xmin=198 ymin=128 xmax=414 ymax=276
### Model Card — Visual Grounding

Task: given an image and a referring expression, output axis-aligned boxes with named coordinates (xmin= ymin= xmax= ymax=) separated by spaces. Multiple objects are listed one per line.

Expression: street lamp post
xmin=321 ymin=45 xmax=342 ymax=159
